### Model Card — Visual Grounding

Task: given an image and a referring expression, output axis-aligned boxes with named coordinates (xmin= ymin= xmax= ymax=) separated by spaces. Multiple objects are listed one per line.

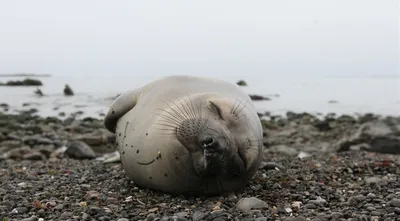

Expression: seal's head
xmin=157 ymin=94 xmax=263 ymax=194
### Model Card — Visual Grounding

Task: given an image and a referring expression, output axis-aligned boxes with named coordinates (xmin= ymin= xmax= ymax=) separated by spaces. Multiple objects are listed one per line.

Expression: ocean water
xmin=0 ymin=74 xmax=399 ymax=119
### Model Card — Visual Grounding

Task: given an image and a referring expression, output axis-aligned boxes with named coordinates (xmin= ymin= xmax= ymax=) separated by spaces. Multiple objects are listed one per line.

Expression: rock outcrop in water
xmin=236 ymin=80 xmax=247 ymax=86
xmin=0 ymin=78 xmax=43 ymax=86
xmin=63 ymin=84 xmax=74 ymax=96
xmin=249 ymin=94 xmax=270 ymax=101
xmin=34 ymin=88 xmax=44 ymax=96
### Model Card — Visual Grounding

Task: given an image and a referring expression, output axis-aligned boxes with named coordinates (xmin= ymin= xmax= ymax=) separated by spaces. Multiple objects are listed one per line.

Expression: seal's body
xmin=104 ymin=75 xmax=263 ymax=195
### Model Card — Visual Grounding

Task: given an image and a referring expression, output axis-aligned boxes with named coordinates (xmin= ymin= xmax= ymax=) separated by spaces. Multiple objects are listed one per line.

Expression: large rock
xmin=236 ymin=80 xmax=247 ymax=86
xmin=65 ymin=140 xmax=96 ymax=159
xmin=335 ymin=120 xmax=400 ymax=154
xmin=63 ymin=84 xmax=74 ymax=96
xmin=236 ymin=197 xmax=269 ymax=212
xmin=249 ymin=94 xmax=270 ymax=101
xmin=73 ymin=129 xmax=116 ymax=153
xmin=0 ymin=78 xmax=43 ymax=86
xmin=22 ymin=135 xmax=54 ymax=146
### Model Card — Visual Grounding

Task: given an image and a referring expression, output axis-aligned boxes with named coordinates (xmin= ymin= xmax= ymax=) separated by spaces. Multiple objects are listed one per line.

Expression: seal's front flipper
xmin=104 ymin=89 xmax=140 ymax=133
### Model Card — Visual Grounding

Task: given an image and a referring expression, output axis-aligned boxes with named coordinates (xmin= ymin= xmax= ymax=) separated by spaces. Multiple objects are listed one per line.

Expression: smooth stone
xmin=236 ymin=197 xmax=268 ymax=212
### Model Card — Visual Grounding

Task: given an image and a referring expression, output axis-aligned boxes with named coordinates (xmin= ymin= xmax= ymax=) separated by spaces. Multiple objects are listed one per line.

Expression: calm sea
xmin=0 ymin=74 xmax=399 ymax=119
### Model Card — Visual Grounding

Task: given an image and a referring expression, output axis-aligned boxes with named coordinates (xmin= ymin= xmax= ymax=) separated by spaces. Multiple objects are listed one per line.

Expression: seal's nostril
xmin=203 ymin=137 xmax=214 ymax=147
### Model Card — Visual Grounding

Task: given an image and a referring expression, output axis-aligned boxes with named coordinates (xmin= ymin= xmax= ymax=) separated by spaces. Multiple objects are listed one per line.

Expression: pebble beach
xmin=1 ymin=95 xmax=400 ymax=220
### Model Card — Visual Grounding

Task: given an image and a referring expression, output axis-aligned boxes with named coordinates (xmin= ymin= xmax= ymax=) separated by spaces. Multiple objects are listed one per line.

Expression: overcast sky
xmin=0 ymin=0 xmax=398 ymax=77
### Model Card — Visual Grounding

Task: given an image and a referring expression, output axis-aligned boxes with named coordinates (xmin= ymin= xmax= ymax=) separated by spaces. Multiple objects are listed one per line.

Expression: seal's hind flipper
xmin=104 ymin=89 xmax=140 ymax=133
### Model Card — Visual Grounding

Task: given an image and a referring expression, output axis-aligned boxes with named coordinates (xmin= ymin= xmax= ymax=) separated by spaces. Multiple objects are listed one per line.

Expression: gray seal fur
xmin=104 ymin=75 xmax=264 ymax=195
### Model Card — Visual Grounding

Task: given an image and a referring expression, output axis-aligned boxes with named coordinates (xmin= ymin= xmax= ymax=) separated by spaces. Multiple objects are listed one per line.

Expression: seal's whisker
xmin=175 ymin=96 xmax=192 ymax=121
xmin=230 ymin=97 xmax=239 ymax=114
xmin=153 ymin=131 xmax=176 ymax=136
xmin=155 ymin=108 xmax=183 ymax=125
xmin=187 ymin=95 xmax=199 ymax=119
xmin=167 ymin=99 xmax=189 ymax=122
xmin=196 ymin=98 xmax=205 ymax=119
xmin=183 ymin=94 xmax=196 ymax=120
xmin=179 ymin=95 xmax=192 ymax=119
xmin=157 ymin=120 xmax=179 ymax=128
xmin=163 ymin=99 xmax=187 ymax=123
xmin=236 ymin=99 xmax=249 ymax=116
xmin=152 ymin=125 xmax=176 ymax=131
xmin=156 ymin=113 xmax=181 ymax=125
xmin=153 ymin=123 xmax=178 ymax=129
xmin=205 ymin=126 xmax=223 ymax=137
xmin=156 ymin=117 xmax=180 ymax=128
xmin=232 ymin=98 xmax=243 ymax=116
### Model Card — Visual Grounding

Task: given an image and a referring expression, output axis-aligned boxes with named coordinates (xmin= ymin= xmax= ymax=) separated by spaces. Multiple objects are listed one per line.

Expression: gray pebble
xmin=354 ymin=194 xmax=366 ymax=201
xmin=268 ymin=144 xmax=298 ymax=157
xmin=363 ymin=203 xmax=374 ymax=208
xmin=372 ymin=198 xmax=385 ymax=204
xmin=192 ymin=211 xmax=207 ymax=221
xmin=54 ymin=204 xmax=64 ymax=210
xmin=37 ymin=209 xmax=45 ymax=217
xmin=147 ymin=213 xmax=156 ymax=220
xmin=370 ymin=211 xmax=381 ymax=216
xmin=82 ymin=213 xmax=90 ymax=220
xmin=23 ymin=151 xmax=45 ymax=160
xmin=99 ymin=216 xmax=111 ymax=221
xmin=304 ymin=203 xmax=317 ymax=209
xmin=284 ymin=216 xmax=307 ymax=221
xmin=176 ymin=212 xmax=189 ymax=218
xmin=160 ymin=217 xmax=170 ymax=221
xmin=366 ymin=193 xmax=377 ymax=199
xmin=388 ymin=198 xmax=400 ymax=207
xmin=65 ymin=140 xmax=96 ymax=159
xmin=365 ymin=177 xmax=385 ymax=186
xmin=87 ymin=206 xmax=102 ymax=215
xmin=358 ymin=215 xmax=369 ymax=221
xmin=329 ymin=212 xmax=342 ymax=219
xmin=260 ymin=162 xmax=285 ymax=170
xmin=12 ymin=207 xmax=28 ymax=214
xmin=236 ymin=197 xmax=268 ymax=212
xmin=366 ymin=206 xmax=376 ymax=211
xmin=171 ymin=215 xmax=188 ymax=221
xmin=386 ymin=193 xmax=396 ymax=200
xmin=117 ymin=219 xmax=129 ymax=221
xmin=308 ymin=197 xmax=326 ymax=206
xmin=348 ymin=197 xmax=358 ymax=206
xmin=394 ymin=207 xmax=400 ymax=214
xmin=60 ymin=212 xmax=71 ymax=220
xmin=120 ymin=188 xmax=129 ymax=194
xmin=21 ymin=216 xmax=38 ymax=221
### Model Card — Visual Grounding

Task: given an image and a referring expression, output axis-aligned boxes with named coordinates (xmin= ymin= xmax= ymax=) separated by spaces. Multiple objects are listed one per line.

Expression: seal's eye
xmin=209 ymin=101 xmax=223 ymax=120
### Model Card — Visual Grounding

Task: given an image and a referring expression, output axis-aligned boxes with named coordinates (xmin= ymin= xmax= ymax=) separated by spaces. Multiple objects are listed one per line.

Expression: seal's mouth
xmin=201 ymin=136 xmax=224 ymax=158
xmin=204 ymin=149 xmax=219 ymax=157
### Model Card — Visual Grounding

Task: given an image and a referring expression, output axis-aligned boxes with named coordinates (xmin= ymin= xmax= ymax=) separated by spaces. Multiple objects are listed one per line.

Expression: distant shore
xmin=0 ymin=73 xmax=52 ymax=77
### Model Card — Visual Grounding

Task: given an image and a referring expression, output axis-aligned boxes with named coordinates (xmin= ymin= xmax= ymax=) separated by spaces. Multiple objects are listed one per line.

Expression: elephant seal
xmin=104 ymin=75 xmax=264 ymax=196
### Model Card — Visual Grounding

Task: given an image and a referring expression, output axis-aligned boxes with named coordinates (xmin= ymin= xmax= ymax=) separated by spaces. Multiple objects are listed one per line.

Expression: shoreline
xmin=1 ymin=104 xmax=400 ymax=122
